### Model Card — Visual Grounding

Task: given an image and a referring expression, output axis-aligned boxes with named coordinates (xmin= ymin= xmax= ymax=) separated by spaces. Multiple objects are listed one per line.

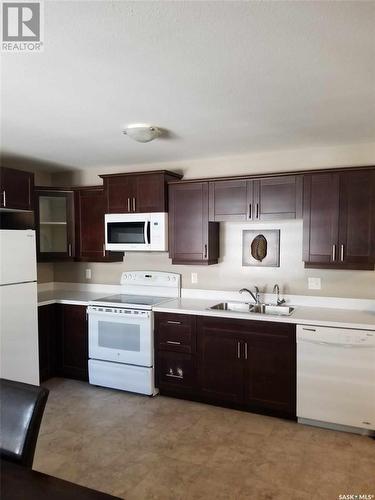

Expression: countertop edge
xmin=38 ymin=299 xmax=90 ymax=307
xmin=152 ymin=305 xmax=375 ymax=331
xmin=38 ymin=295 xmax=375 ymax=331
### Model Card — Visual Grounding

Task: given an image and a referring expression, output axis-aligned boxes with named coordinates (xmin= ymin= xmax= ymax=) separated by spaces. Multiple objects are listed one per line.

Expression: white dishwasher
xmin=297 ymin=324 xmax=375 ymax=433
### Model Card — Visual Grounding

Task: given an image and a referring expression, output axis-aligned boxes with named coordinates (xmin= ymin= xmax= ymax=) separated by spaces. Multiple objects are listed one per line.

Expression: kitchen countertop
xmin=153 ymin=298 xmax=375 ymax=331
xmin=38 ymin=290 xmax=108 ymax=307
xmin=38 ymin=291 xmax=375 ymax=331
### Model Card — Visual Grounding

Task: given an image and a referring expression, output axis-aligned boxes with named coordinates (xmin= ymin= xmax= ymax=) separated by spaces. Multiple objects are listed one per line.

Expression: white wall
xmin=52 ymin=141 xmax=375 ymax=186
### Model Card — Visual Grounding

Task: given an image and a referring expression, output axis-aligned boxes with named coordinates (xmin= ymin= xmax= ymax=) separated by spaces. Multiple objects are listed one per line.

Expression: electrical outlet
xmin=85 ymin=268 xmax=92 ymax=280
xmin=308 ymin=277 xmax=321 ymax=290
xmin=191 ymin=272 xmax=198 ymax=284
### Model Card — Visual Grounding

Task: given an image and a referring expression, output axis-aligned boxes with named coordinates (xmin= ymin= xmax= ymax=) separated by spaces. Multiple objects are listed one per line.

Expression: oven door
xmin=88 ymin=308 xmax=153 ymax=367
xmin=105 ymin=213 xmax=150 ymax=251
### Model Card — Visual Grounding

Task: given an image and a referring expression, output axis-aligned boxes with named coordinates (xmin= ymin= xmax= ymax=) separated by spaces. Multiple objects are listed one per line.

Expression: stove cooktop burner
xmin=91 ymin=294 xmax=172 ymax=307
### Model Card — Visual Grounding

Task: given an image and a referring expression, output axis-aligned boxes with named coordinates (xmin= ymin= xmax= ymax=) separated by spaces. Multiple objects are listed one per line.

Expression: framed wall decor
xmin=242 ymin=229 xmax=280 ymax=267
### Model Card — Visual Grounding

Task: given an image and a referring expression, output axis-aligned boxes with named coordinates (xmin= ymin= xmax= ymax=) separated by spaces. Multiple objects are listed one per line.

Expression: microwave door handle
xmin=144 ymin=221 xmax=150 ymax=245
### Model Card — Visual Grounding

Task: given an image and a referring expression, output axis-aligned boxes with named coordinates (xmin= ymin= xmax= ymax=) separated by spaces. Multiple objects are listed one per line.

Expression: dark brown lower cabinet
xmin=197 ymin=316 xmax=296 ymax=417
xmin=155 ymin=313 xmax=296 ymax=419
xmin=243 ymin=325 xmax=296 ymax=415
xmin=38 ymin=304 xmax=88 ymax=382
xmin=156 ymin=351 xmax=196 ymax=395
xmin=56 ymin=304 xmax=88 ymax=381
xmin=38 ymin=304 xmax=57 ymax=382
xmin=197 ymin=323 xmax=244 ymax=404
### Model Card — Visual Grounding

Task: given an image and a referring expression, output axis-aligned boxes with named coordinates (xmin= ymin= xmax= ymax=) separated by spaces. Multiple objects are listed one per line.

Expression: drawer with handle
xmin=155 ymin=312 xmax=196 ymax=353
xmin=157 ymin=351 xmax=195 ymax=392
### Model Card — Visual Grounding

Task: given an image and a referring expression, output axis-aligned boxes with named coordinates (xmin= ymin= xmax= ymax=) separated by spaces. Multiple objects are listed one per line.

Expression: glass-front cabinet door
xmin=36 ymin=189 xmax=75 ymax=261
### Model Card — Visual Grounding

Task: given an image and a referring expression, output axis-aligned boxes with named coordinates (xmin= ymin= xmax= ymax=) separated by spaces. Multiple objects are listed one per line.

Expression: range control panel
xmin=120 ymin=271 xmax=180 ymax=288
xmin=87 ymin=306 xmax=150 ymax=317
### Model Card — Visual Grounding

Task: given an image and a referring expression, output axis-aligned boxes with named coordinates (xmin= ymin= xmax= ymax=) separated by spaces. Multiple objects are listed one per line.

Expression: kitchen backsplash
xmin=50 ymin=220 xmax=375 ymax=299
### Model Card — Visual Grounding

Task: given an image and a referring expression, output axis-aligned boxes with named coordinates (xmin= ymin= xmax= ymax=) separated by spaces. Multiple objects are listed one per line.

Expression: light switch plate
xmin=308 ymin=277 xmax=321 ymax=290
xmin=85 ymin=268 xmax=92 ymax=280
xmin=191 ymin=272 xmax=198 ymax=284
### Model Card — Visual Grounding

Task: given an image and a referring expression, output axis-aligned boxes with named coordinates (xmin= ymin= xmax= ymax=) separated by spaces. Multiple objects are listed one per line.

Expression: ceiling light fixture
xmin=123 ymin=124 xmax=161 ymax=143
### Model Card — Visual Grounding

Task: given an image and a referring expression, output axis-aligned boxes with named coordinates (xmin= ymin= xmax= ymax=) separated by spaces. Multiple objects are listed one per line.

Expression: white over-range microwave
xmin=104 ymin=213 xmax=168 ymax=251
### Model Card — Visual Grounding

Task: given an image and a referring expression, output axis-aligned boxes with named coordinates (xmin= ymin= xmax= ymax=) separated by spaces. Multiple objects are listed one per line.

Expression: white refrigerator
xmin=0 ymin=229 xmax=39 ymax=385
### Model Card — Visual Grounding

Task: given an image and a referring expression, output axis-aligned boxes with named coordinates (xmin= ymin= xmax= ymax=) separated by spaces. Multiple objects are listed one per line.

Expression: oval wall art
xmin=242 ymin=230 xmax=280 ymax=267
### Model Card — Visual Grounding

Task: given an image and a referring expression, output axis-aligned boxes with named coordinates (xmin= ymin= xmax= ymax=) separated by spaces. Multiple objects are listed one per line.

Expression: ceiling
xmin=1 ymin=1 xmax=374 ymax=171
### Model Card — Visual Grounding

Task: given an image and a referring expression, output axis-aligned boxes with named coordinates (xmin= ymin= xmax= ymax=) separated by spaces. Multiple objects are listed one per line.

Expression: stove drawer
xmin=155 ymin=313 xmax=196 ymax=353
xmin=157 ymin=351 xmax=195 ymax=393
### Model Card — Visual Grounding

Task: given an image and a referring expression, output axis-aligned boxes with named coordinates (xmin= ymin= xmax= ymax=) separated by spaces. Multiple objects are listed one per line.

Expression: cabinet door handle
xmin=332 ymin=244 xmax=336 ymax=262
xmin=237 ymin=341 xmax=241 ymax=359
xmin=165 ymin=373 xmax=183 ymax=379
xmin=340 ymin=244 xmax=344 ymax=262
xmin=204 ymin=244 xmax=208 ymax=259
xmin=244 ymin=342 xmax=248 ymax=360
xmin=167 ymin=320 xmax=181 ymax=325
xmin=103 ymin=243 xmax=106 ymax=257
xmin=248 ymin=204 xmax=252 ymax=219
xmin=133 ymin=197 xmax=136 ymax=212
xmin=68 ymin=243 xmax=72 ymax=257
xmin=127 ymin=198 xmax=131 ymax=212
xmin=166 ymin=340 xmax=181 ymax=345
xmin=2 ymin=190 xmax=6 ymax=207
xmin=28 ymin=178 xmax=31 ymax=208
xmin=302 ymin=327 xmax=316 ymax=332
xmin=256 ymin=203 xmax=259 ymax=219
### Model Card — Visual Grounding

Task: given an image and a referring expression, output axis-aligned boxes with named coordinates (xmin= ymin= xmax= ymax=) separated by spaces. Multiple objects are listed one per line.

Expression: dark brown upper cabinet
xmin=0 ymin=166 xmax=34 ymax=211
xmin=303 ymin=173 xmax=338 ymax=266
xmin=35 ymin=188 xmax=75 ymax=262
xmin=169 ymin=182 xmax=219 ymax=265
xmin=209 ymin=175 xmax=302 ymax=222
xmin=252 ymin=176 xmax=302 ymax=221
xmin=303 ymin=168 xmax=375 ymax=270
xmin=100 ymin=170 xmax=182 ymax=214
xmin=74 ymin=187 xmax=123 ymax=263
xmin=338 ymin=170 xmax=375 ymax=267
xmin=209 ymin=179 xmax=249 ymax=221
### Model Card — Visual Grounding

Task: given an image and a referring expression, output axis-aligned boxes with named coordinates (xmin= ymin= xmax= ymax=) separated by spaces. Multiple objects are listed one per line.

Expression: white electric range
xmin=87 ymin=271 xmax=180 ymax=395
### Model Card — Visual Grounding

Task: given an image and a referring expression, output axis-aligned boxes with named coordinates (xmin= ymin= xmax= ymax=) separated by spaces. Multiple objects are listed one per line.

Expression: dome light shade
xmin=123 ymin=124 xmax=161 ymax=143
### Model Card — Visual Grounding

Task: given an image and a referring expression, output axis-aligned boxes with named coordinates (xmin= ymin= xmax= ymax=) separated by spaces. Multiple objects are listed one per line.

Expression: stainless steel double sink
xmin=209 ymin=301 xmax=294 ymax=316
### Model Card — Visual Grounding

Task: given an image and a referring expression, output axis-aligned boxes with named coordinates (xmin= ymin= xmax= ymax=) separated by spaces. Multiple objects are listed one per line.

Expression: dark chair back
xmin=0 ymin=379 xmax=49 ymax=468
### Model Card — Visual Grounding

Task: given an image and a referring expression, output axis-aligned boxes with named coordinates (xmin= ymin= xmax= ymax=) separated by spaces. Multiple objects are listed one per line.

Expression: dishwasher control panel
xmin=297 ymin=325 xmax=375 ymax=346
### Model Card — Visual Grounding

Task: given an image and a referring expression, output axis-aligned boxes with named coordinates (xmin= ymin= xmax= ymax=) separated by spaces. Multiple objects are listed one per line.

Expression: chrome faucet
xmin=239 ymin=287 xmax=260 ymax=304
xmin=273 ymin=284 xmax=285 ymax=306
